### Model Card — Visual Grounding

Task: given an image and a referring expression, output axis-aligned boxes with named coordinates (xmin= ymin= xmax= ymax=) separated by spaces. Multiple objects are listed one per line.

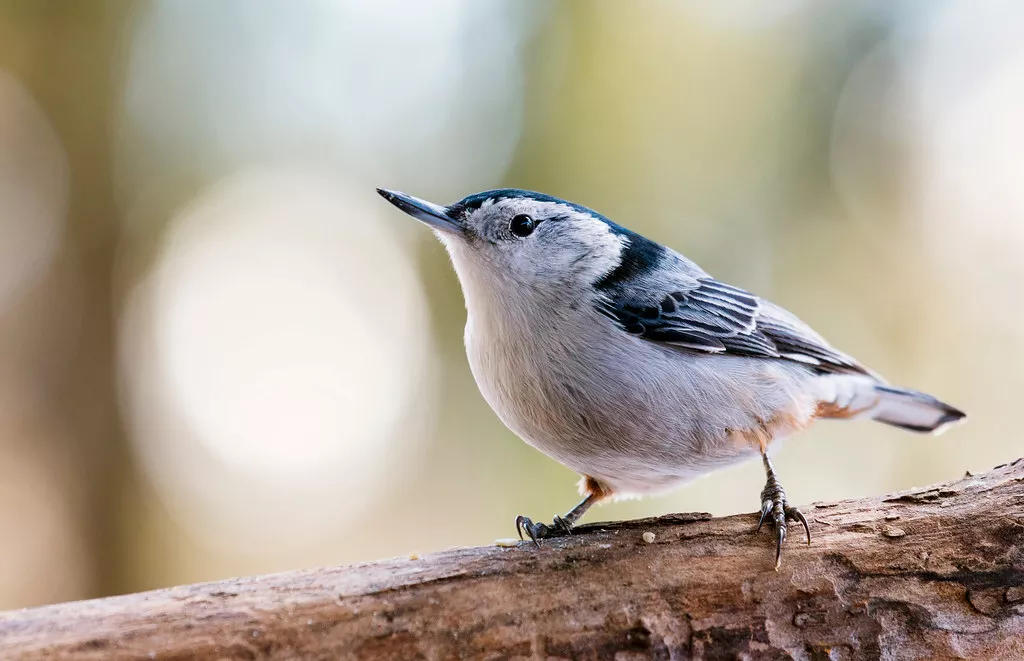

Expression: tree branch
xmin=2 ymin=459 xmax=1023 ymax=660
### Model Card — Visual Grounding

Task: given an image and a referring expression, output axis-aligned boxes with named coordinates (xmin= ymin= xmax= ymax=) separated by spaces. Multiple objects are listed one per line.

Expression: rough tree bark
xmin=1 ymin=459 xmax=1022 ymax=660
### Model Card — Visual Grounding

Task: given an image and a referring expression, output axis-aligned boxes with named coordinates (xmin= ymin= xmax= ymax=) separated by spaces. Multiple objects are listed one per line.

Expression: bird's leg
xmin=516 ymin=492 xmax=598 ymax=546
xmin=757 ymin=452 xmax=810 ymax=570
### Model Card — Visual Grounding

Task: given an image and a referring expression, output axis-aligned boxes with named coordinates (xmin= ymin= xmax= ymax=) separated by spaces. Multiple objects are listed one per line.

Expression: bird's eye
xmin=509 ymin=214 xmax=536 ymax=237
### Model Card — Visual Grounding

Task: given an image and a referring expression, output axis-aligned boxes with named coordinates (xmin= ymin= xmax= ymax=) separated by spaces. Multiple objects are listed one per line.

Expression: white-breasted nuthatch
xmin=378 ymin=187 xmax=965 ymax=568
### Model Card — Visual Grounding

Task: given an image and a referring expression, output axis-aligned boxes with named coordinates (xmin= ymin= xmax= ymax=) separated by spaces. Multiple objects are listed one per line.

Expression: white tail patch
xmin=870 ymin=385 xmax=966 ymax=434
xmin=815 ymin=377 xmax=965 ymax=434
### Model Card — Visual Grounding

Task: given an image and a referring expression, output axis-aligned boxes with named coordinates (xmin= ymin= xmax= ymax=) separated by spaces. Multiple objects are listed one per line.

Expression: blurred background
xmin=0 ymin=0 xmax=1020 ymax=609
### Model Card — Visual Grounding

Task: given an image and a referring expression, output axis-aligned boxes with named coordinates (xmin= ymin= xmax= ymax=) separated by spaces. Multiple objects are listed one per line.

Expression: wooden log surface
xmin=1 ymin=458 xmax=1023 ymax=660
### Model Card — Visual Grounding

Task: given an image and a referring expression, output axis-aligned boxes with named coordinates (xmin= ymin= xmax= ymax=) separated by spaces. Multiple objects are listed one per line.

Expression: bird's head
xmin=377 ymin=188 xmax=655 ymax=301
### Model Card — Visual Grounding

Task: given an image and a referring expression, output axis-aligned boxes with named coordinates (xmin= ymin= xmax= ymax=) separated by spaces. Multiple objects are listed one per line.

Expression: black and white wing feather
xmin=595 ymin=239 xmax=871 ymax=376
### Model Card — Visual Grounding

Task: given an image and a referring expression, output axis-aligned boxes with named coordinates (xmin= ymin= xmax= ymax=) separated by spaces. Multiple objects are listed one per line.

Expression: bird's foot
xmin=757 ymin=476 xmax=810 ymax=570
xmin=515 ymin=514 xmax=574 ymax=546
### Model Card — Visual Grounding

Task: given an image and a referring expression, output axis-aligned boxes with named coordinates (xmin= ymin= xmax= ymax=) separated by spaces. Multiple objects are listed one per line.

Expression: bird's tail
xmin=817 ymin=377 xmax=965 ymax=434
xmin=869 ymin=385 xmax=966 ymax=434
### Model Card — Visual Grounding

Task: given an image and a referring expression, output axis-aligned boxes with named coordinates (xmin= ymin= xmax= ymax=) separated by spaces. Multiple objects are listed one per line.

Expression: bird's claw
xmin=515 ymin=515 xmax=547 ymax=546
xmin=758 ymin=479 xmax=810 ymax=570
xmin=515 ymin=514 xmax=574 ymax=546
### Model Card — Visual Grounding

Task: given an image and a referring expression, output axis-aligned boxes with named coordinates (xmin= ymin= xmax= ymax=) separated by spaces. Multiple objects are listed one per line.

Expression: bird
xmin=377 ymin=187 xmax=965 ymax=569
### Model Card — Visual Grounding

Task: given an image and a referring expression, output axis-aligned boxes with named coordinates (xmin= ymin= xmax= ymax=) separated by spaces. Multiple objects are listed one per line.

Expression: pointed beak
xmin=376 ymin=188 xmax=462 ymax=234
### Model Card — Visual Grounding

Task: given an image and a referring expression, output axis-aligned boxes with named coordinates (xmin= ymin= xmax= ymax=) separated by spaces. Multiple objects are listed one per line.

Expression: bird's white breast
xmin=461 ymin=288 xmax=820 ymax=497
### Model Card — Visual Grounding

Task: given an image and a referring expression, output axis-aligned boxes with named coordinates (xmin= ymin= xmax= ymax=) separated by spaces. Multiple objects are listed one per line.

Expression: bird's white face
xmin=377 ymin=189 xmax=625 ymax=298
xmin=446 ymin=195 xmax=624 ymax=290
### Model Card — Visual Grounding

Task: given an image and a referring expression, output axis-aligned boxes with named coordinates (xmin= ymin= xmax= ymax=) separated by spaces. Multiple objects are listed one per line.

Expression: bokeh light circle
xmin=117 ymin=0 xmax=538 ymax=210
xmin=119 ymin=165 xmax=439 ymax=547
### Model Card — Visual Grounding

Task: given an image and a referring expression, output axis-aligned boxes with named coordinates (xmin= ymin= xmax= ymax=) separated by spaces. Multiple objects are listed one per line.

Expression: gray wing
xmin=595 ymin=249 xmax=871 ymax=376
